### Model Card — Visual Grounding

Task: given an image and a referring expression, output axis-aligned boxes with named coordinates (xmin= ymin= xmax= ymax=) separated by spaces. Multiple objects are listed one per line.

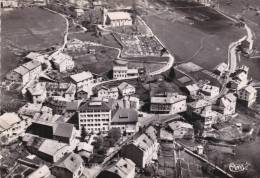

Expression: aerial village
xmin=1 ymin=0 xmax=260 ymax=177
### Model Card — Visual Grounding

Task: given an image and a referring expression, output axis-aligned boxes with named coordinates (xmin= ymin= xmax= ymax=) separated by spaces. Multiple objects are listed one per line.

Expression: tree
xmin=108 ymin=128 xmax=121 ymax=142
xmin=81 ymin=126 xmax=87 ymax=141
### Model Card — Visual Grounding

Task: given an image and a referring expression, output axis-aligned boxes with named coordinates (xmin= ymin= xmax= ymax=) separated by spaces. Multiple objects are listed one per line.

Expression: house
xmin=70 ymin=71 xmax=94 ymax=91
xmin=50 ymin=52 xmax=75 ymax=72
xmin=150 ymin=92 xmax=187 ymax=114
xmin=6 ymin=66 xmax=30 ymax=85
xmin=187 ymin=99 xmax=212 ymax=117
xmin=127 ymin=68 xmax=139 ymax=78
xmin=53 ymin=123 xmax=77 ymax=145
xmin=122 ymin=95 xmax=140 ymax=110
xmin=66 ymin=39 xmax=84 ymax=50
xmin=0 ymin=0 xmax=19 ymax=8
xmin=76 ymin=89 xmax=89 ymax=100
xmin=76 ymin=142 xmax=93 ymax=161
xmin=75 ymin=8 xmax=84 ymax=17
xmin=230 ymin=65 xmax=249 ymax=90
xmin=121 ymin=126 xmax=159 ymax=168
xmin=38 ymin=139 xmax=73 ymax=162
xmin=0 ymin=113 xmax=31 ymax=145
xmin=46 ymin=96 xmax=71 ymax=114
xmin=28 ymin=165 xmax=53 ymax=178
xmin=168 ymin=121 xmax=194 ymax=139
xmin=78 ymin=100 xmax=112 ymax=133
xmin=118 ymin=82 xmax=135 ymax=96
xmin=97 ymin=86 xmax=119 ymax=100
xmin=219 ymin=93 xmax=237 ymax=116
xmin=33 ymin=0 xmax=47 ymax=6
xmin=106 ymin=11 xmax=132 ymax=27
xmin=65 ymin=100 xmax=83 ymax=118
xmin=113 ymin=65 xmax=128 ymax=79
xmin=51 ymin=153 xmax=84 ymax=178
xmin=26 ymin=52 xmax=46 ymax=63
xmin=45 ymin=82 xmax=76 ymax=101
xmin=237 ymin=85 xmax=257 ymax=107
xmin=6 ymin=60 xmax=42 ymax=85
xmin=18 ymin=103 xmax=52 ymax=117
xmin=184 ymin=84 xmax=200 ymax=96
xmin=214 ymin=62 xmax=228 ymax=76
xmin=26 ymin=82 xmax=47 ymax=104
xmin=97 ymin=158 xmax=135 ymax=178
xmin=111 ymin=108 xmax=139 ymax=135
xmin=201 ymin=84 xmax=219 ymax=99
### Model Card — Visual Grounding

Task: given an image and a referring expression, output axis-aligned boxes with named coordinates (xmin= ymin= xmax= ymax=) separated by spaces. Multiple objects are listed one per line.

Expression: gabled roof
xmin=78 ymin=100 xmax=111 ymax=112
xmin=111 ymin=108 xmax=138 ymax=124
xmin=50 ymin=52 xmax=72 ymax=64
xmin=185 ymin=84 xmax=199 ymax=92
xmin=107 ymin=12 xmax=132 ymax=21
xmin=0 ymin=113 xmax=21 ymax=132
xmin=187 ymin=99 xmax=211 ymax=109
xmin=54 ymin=153 xmax=83 ymax=174
xmin=113 ymin=65 xmax=128 ymax=71
xmin=70 ymin=71 xmax=93 ymax=83
xmin=23 ymin=60 xmax=41 ymax=71
xmin=118 ymin=82 xmax=134 ymax=91
xmin=38 ymin=139 xmax=68 ymax=156
xmin=151 ymin=92 xmax=186 ymax=104
xmin=26 ymin=52 xmax=45 ymax=62
xmin=168 ymin=121 xmax=193 ymax=131
xmin=242 ymin=85 xmax=257 ymax=94
xmin=105 ymin=158 xmax=135 ymax=178
xmin=53 ymin=123 xmax=74 ymax=139
xmin=221 ymin=93 xmax=237 ymax=107
xmin=14 ymin=66 xmax=29 ymax=75
xmin=66 ymin=100 xmax=82 ymax=111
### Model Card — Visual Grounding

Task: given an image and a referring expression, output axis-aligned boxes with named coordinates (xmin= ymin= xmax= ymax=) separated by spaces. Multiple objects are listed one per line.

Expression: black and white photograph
xmin=1 ymin=0 xmax=260 ymax=177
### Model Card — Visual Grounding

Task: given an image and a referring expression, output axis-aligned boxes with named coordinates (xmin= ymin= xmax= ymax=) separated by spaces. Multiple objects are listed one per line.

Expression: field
xmin=1 ymin=7 xmax=66 ymax=78
xmin=143 ymin=0 xmax=244 ymax=71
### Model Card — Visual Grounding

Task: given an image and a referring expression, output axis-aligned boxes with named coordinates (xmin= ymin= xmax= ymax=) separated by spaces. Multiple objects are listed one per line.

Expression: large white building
xmin=219 ymin=93 xmax=237 ymax=116
xmin=118 ymin=82 xmax=136 ymax=96
xmin=105 ymin=11 xmax=132 ymax=27
xmin=97 ymin=86 xmax=119 ymax=100
xmin=0 ymin=113 xmax=31 ymax=145
xmin=78 ymin=100 xmax=112 ymax=133
xmin=50 ymin=52 xmax=75 ymax=72
xmin=150 ymin=92 xmax=187 ymax=114
xmin=70 ymin=71 xmax=94 ymax=91
xmin=6 ymin=60 xmax=42 ymax=85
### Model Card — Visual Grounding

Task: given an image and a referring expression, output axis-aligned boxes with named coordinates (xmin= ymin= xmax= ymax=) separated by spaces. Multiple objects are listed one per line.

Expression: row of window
xmin=80 ymin=114 xmax=110 ymax=117
xmin=80 ymin=119 xmax=110 ymax=122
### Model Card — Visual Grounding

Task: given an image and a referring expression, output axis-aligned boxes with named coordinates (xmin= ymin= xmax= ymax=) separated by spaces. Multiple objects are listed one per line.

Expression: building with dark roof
xmin=97 ymin=158 xmax=135 ymax=178
xmin=111 ymin=108 xmax=139 ymax=135
xmin=121 ymin=126 xmax=159 ymax=168
xmin=51 ymin=153 xmax=84 ymax=178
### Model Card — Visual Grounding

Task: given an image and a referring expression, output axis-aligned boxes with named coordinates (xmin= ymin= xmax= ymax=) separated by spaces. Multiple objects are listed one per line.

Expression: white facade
xmin=0 ymin=113 xmax=31 ymax=145
xmin=70 ymin=71 xmax=94 ymax=91
xmin=51 ymin=52 xmax=75 ymax=72
xmin=78 ymin=101 xmax=111 ymax=133
xmin=219 ymin=93 xmax=237 ymax=116
xmin=106 ymin=11 xmax=132 ymax=27
xmin=97 ymin=87 xmax=119 ymax=100
xmin=237 ymin=85 xmax=257 ymax=107
xmin=201 ymin=84 xmax=219 ymax=99
xmin=113 ymin=65 xmax=128 ymax=79
xmin=118 ymin=82 xmax=136 ymax=96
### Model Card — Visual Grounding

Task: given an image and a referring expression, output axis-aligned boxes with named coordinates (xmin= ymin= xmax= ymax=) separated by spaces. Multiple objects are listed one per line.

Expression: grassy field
xmin=143 ymin=1 xmax=244 ymax=71
xmin=1 ymin=7 xmax=66 ymax=78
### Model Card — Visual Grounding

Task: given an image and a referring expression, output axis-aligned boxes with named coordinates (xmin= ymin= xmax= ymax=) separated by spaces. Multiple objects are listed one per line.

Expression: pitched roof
xmin=105 ymin=158 xmax=135 ymax=178
xmin=78 ymin=100 xmax=111 ymax=112
xmin=38 ymin=139 xmax=68 ymax=156
xmin=111 ymin=108 xmax=138 ymax=124
xmin=66 ymin=100 xmax=82 ymax=111
xmin=221 ymin=93 xmax=237 ymax=106
xmin=151 ymin=92 xmax=186 ymax=104
xmin=70 ymin=71 xmax=93 ymax=83
xmin=50 ymin=52 xmax=72 ymax=64
xmin=0 ymin=113 xmax=21 ymax=132
xmin=243 ymin=85 xmax=257 ymax=94
xmin=28 ymin=165 xmax=51 ymax=178
xmin=26 ymin=52 xmax=45 ymax=62
xmin=113 ymin=65 xmax=128 ymax=71
xmin=107 ymin=12 xmax=132 ymax=20
xmin=168 ymin=121 xmax=193 ymax=131
xmin=54 ymin=153 xmax=83 ymax=173
xmin=53 ymin=123 xmax=74 ymax=139
xmin=185 ymin=84 xmax=199 ymax=92
xmin=23 ymin=60 xmax=41 ymax=71
xmin=187 ymin=99 xmax=211 ymax=109
xmin=14 ymin=66 xmax=29 ymax=75
xmin=118 ymin=82 xmax=134 ymax=91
